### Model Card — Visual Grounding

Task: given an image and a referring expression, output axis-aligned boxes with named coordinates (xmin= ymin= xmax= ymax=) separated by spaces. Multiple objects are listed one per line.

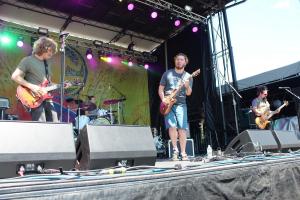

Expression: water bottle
xmin=207 ymin=145 xmax=213 ymax=159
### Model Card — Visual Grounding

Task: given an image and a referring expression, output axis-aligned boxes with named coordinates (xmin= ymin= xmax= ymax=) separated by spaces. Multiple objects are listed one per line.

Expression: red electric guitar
xmin=16 ymin=79 xmax=82 ymax=109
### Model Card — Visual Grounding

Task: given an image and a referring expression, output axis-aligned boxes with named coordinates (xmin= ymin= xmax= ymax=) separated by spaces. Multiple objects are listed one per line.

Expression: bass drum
xmin=90 ymin=117 xmax=111 ymax=125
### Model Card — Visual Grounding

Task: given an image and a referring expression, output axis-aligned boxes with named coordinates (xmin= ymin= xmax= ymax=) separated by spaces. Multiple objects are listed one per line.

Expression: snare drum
xmin=90 ymin=117 xmax=111 ymax=125
xmin=74 ymin=115 xmax=90 ymax=130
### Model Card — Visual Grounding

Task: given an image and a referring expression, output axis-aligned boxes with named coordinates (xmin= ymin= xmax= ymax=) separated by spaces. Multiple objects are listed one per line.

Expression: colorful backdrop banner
xmin=0 ymin=32 xmax=150 ymax=126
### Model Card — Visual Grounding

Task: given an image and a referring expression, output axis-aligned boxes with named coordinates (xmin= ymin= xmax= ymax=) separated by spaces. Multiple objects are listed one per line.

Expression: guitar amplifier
xmin=0 ymin=97 xmax=9 ymax=109
xmin=168 ymin=139 xmax=195 ymax=158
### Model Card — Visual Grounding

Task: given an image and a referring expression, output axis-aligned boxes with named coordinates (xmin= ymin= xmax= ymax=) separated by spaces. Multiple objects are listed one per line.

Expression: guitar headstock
xmin=283 ymin=100 xmax=289 ymax=106
xmin=191 ymin=69 xmax=201 ymax=78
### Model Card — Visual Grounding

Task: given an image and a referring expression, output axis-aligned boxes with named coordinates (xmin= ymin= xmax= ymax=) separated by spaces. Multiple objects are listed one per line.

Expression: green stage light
xmin=0 ymin=36 xmax=11 ymax=44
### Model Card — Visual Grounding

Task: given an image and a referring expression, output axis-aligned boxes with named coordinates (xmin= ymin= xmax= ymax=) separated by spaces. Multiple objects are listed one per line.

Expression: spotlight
xmin=0 ymin=36 xmax=11 ymax=44
xmin=184 ymin=5 xmax=193 ymax=11
xmin=93 ymin=40 xmax=103 ymax=47
xmin=128 ymin=61 xmax=133 ymax=67
xmin=86 ymin=48 xmax=93 ymax=60
xmin=174 ymin=19 xmax=181 ymax=27
xmin=151 ymin=11 xmax=158 ymax=19
xmin=144 ymin=64 xmax=149 ymax=69
xmin=127 ymin=2 xmax=134 ymax=11
xmin=17 ymin=37 xmax=24 ymax=47
xmin=192 ymin=26 xmax=199 ymax=33
xmin=37 ymin=27 xmax=48 ymax=36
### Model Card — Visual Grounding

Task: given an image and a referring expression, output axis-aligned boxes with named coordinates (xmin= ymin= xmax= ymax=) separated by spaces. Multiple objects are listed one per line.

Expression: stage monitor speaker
xmin=0 ymin=121 xmax=76 ymax=178
xmin=224 ymin=129 xmax=278 ymax=155
xmin=272 ymin=130 xmax=300 ymax=151
xmin=76 ymin=125 xmax=157 ymax=170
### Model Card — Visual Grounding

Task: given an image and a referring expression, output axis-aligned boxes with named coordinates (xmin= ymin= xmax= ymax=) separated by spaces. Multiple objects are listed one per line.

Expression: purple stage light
xmin=107 ymin=57 xmax=112 ymax=63
xmin=174 ymin=19 xmax=181 ymax=27
xmin=151 ymin=11 xmax=158 ymax=19
xmin=86 ymin=53 xmax=93 ymax=60
xmin=127 ymin=3 xmax=134 ymax=11
xmin=17 ymin=40 xmax=24 ymax=47
xmin=192 ymin=26 xmax=198 ymax=33
xmin=144 ymin=64 xmax=149 ymax=69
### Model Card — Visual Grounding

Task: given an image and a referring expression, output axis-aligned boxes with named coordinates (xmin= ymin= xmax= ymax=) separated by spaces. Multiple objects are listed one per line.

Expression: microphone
xmin=278 ymin=86 xmax=290 ymax=89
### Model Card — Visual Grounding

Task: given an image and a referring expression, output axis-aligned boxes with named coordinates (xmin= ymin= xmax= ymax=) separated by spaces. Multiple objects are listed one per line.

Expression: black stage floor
xmin=1 ymin=153 xmax=300 ymax=200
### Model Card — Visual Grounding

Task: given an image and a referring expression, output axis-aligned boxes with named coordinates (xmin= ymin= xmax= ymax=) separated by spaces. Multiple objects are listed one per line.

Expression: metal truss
xmin=0 ymin=20 xmax=157 ymax=63
xmin=134 ymin=0 xmax=207 ymax=24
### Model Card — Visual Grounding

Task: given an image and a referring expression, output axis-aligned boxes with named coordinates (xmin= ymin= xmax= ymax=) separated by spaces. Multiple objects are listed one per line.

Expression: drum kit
xmin=74 ymin=97 xmax=125 ymax=131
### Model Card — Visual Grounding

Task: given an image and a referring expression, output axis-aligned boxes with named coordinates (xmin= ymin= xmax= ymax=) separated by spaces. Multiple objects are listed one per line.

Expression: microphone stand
xmin=214 ymin=67 xmax=242 ymax=136
xmin=110 ymin=84 xmax=126 ymax=124
xmin=282 ymin=88 xmax=300 ymax=101
xmin=59 ymin=33 xmax=69 ymax=122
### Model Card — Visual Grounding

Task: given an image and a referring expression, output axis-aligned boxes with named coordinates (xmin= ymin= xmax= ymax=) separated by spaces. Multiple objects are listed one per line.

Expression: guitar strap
xmin=43 ymin=60 xmax=50 ymax=82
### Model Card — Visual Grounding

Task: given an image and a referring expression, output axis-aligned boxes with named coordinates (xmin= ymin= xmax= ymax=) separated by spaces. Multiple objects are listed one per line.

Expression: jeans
xmin=31 ymin=100 xmax=58 ymax=122
xmin=164 ymin=104 xmax=188 ymax=130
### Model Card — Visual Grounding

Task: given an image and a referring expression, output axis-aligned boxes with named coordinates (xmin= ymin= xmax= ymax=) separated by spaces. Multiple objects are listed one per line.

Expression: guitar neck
xmin=267 ymin=104 xmax=286 ymax=119
xmin=169 ymin=75 xmax=193 ymax=98
xmin=45 ymin=84 xmax=60 ymax=92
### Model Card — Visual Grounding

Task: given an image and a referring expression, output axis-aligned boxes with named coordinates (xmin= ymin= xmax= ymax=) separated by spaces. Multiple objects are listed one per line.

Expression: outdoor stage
xmin=0 ymin=153 xmax=300 ymax=199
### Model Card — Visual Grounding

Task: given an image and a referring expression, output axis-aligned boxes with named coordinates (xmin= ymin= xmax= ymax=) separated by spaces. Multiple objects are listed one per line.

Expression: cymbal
xmin=80 ymin=102 xmax=97 ymax=111
xmin=103 ymin=97 xmax=126 ymax=105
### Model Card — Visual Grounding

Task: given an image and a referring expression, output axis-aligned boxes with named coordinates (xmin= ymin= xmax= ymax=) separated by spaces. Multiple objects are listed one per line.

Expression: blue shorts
xmin=164 ymin=104 xmax=188 ymax=130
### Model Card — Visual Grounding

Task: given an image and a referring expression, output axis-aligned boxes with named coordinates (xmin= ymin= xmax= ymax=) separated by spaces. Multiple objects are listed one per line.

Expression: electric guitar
xmin=160 ymin=69 xmax=201 ymax=115
xmin=16 ymin=79 xmax=82 ymax=109
xmin=255 ymin=100 xmax=289 ymax=129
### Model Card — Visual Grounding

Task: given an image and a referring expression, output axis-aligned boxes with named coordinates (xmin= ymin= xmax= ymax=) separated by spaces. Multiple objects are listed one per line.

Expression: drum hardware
xmin=0 ymin=97 xmax=9 ymax=120
xmin=103 ymin=97 xmax=126 ymax=125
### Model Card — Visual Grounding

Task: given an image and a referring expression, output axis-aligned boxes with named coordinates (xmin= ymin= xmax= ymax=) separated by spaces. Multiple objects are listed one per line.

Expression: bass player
xmin=11 ymin=37 xmax=59 ymax=122
xmin=251 ymin=85 xmax=279 ymax=130
xmin=158 ymin=53 xmax=196 ymax=161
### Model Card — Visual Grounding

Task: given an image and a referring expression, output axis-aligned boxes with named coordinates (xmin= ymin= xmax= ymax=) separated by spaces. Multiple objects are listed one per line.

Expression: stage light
xmin=37 ymin=27 xmax=48 ymax=36
xmin=93 ymin=40 xmax=103 ymax=47
xmin=101 ymin=56 xmax=113 ymax=63
xmin=184 ymin=5 xmax=193 ymax=11
xmin=174 ymin=19 xmax=181 ymax=27
xmin=128 ymin=61 xmax=133 ymax=67
xmin=0 ymin=36 xmax=11 ymax=45
xmin=192 ymin=26 xmax=198 ymax=33
xmin=144 ymin=64 xmax=149 ymax=69
xmin=127 ymin=2 xmax=134 ymax=11
xmin=17 ymin=37 xmax=24 ymax=47
xmin=151 ymin=11 xmax=158 ymax=19
xmin=86 ymin=48 xmax=93 ymax=60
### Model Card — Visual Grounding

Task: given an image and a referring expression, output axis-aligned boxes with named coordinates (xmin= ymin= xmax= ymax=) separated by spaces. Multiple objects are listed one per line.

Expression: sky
xmin=227 ymin=0 xmax=300 ymax=80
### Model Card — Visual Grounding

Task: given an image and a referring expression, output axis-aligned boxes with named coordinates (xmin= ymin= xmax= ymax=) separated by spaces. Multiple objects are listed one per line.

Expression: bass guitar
xmin=16 ymin=79 xmax=82 ymax=109
xmin=255 ymin=100 xmax=288 ymax=129
xmin=160 ymin=69 xmax=201 ymax=115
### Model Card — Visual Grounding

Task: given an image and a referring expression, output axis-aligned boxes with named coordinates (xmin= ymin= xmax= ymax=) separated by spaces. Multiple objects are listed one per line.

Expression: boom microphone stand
xmin=110 ymin=84 xmax=126 ymax=124
xmin=59 ymin=32 xmax=69 ymax=122
xmin=214 ymin=67 xmax=242 ymax=136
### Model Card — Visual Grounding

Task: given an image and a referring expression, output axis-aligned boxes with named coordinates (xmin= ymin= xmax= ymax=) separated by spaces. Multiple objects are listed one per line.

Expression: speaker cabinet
xmin=224 ymin=130 xmax=278 ymax=155
xmin=76 ymin=125 xmax=157 ymax=170
xmin=272 ymin=130 xmax=300 ymax=151
xmin=0 ymin=121 xmax=76 ymax=178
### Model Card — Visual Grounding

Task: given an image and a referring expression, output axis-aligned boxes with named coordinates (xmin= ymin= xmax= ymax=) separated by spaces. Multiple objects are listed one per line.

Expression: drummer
xmin=83 ymin=96 xmax=98 ymax=119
